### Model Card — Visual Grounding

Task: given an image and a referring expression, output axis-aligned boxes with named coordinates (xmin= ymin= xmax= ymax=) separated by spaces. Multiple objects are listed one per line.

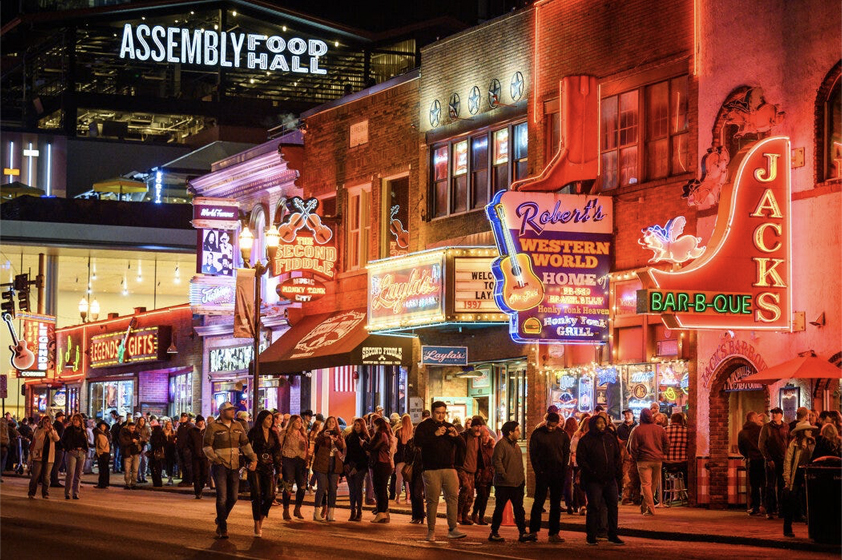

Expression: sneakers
xmin=425 ymin=531 xmax=437 ymax=542
xmin=548 ymin=534 xmax=566 ymax=543
xmin=608 ymin=536 xmax=625 ymax=545
xmin=578 ymin=506 xmax=587 ymax=515
xmin=448 ymin=529 xmax=467 ymax=539
xmin=518 ymin=532 xmax=537 ymax=542
xmin=587 ymin=536 xmax=598 ymax=545
xmin=488 ymin=533 xmax=505 ymax=542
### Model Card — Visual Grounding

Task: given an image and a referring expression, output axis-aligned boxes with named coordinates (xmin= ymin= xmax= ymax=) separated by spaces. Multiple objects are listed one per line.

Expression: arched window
xmin=816 ymin=62 xmax=842 ymax=183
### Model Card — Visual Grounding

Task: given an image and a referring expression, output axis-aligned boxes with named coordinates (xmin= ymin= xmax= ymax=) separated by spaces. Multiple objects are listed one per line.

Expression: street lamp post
xmin=239 ymin=224 xmax=280 ymax=421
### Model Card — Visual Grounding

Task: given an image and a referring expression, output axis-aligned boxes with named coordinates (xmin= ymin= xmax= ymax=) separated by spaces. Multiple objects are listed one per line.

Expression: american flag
xmin=333 ymin=366 xmax=356 ymax=393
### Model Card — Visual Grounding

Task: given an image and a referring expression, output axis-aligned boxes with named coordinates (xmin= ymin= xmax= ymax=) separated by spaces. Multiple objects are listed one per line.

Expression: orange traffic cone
xmin=501 ymin=500 xmax=515 ymax=526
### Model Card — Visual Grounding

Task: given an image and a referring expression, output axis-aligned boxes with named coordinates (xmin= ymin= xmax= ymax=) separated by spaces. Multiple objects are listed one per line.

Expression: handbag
xmin=153 ymin=447 xmax=165 ymax=460
xmin=401 ymin=462 xmax=413 ymax=482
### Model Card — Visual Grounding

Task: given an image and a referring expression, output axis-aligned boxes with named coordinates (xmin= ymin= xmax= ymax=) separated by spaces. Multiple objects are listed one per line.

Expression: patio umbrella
xmin=91 ymin=177 xmax=147 ymax=197
xmin=740 ymin=355 xmax=842 ymax=384
xmin=0 ymin=181 xmax=45 ymax=198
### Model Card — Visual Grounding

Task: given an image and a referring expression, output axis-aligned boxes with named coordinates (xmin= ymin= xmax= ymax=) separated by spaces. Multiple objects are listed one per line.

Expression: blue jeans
xmin=315 ymin=470 xmax=340 ymax=509
xmin=29 ymin=460 xmax=52 ymax=497
xmin=64 ymin=449 xmax=86 ymax=497
xmin=212 ymin=464 xmax=240 ymax=532
xmin=347 ymin=467 xmax=367 ymax=511
xmin=138 ymin=444 xmax=148 ymax=481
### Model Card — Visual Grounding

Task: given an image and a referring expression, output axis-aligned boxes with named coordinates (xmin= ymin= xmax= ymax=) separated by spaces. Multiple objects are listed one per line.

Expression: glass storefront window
xmin=89 ymin=380 xmax=134 ymax=421
xmin=496 ymin=364 xmax=526 ymax=440
xmin=169 ymin=372 xmax=193 ymax=417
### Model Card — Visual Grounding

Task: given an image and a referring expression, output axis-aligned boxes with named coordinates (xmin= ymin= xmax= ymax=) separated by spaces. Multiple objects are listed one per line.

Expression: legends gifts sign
xmin=486 ymin=191 xmax=612 ymax=344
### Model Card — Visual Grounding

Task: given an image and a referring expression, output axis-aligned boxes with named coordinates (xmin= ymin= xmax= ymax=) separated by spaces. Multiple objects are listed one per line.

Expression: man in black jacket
xmin=528 ymin=412 xmax=570 ymax=542
xmin=576 ymin=415 xmax=624 ymax=546
xmin=737 ymin=411 xmax=765 ymax=515
xmin=189 ymin=416 xmax=209 ymax=499
xmin=109 ymin=412 xmax=123 ymax=474
xmin=414 ymin=401 xmax=467 ymax=542
xmin=176 ymin=413 xmax=195 ymax=487
xmin=49 ymin=411 xmax=66 ymax=487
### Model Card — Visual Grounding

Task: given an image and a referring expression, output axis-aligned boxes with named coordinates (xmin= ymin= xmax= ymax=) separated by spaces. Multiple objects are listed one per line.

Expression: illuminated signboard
xmin=453 ymin=257 xmax=499 ymax=314
xmin=190 ymin=275 xmax=236 ymax=315
xmin=20 ymin=314 xmax=56 ymax=372
xmin=367 ymin=250 xmax=445 ymax=331
xmin=485 ymin=191 xmax=612 ymax=344
xmin=421 ymin=346 xmax=468 ymax=366
xmin=119 ymin=25 xmax=329 ymax=75
xmin=272 ymin=197 xmax=336 ymax=279
xmin=90 ymin=326 xmax=165 ymax=368
xmin=192 ymin=197 xmax=240 ymax=230
xmin=277 ymin=277 xmax=327 ymax=303
xmin=638 ymin=137 xmax=791 ymax=331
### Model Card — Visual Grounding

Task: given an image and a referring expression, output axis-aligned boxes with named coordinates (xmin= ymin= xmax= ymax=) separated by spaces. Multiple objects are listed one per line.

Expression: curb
xmin=7 ymin=474 xmax=838 ymax=553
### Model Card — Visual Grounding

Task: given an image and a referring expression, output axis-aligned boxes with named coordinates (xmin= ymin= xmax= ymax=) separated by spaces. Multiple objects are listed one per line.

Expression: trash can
xmin=805 ymin=458 xmax=842 ymax=545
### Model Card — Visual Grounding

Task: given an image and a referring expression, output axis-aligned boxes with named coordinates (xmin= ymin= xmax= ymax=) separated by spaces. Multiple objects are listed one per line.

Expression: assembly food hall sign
xmin=486 ymin=191 xmax=613 ymax=344
xmin=119 ymin=25 xmax=329 ymax=74
xmin=638 ymin=137 xmax=792 ymax=331
xmin=90 ymin=326 xmax=164 ymax=368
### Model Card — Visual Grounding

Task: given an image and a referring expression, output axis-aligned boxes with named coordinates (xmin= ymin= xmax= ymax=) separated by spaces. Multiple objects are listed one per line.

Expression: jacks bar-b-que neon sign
xmin=638 ymin=137 xmax=792 ymax=330
xmin=486 ymin=191 xmax=613 ymax=344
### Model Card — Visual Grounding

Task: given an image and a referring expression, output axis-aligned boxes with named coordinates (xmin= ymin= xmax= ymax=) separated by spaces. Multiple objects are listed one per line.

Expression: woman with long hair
xmin=248 ymin=410 xmax=282 ymax=537
xmin=61 ymin=413 xmax=89 ymax=500
xmin=136 ymin=416 xmax=151 ymax=484
xmin=307 ymin=418 xmax=323 ymax=492
xmin=278 ymin=414 xmax=309 ymax=520
xmin=28 ymin=415 xmax=60 ymax=499
xmin=782 ymin=422 xmax=816 ymax=537
xmin=393 ymin=414 xmax=413 ymax=504
xmin=162 ymin=419 xmax=177 ymax=485
xmin=814 ymin=423 xmax=842 ymax=459
xmin=344 ymin=418 xmax=370 ymax=521
xmin=562 ymin=416 xmax=579 ymax=514
xmin=366 ymin=417 xmax=393 ymax=523
xmin=149 ymin=422 xmax=166 ymax=487
xmin=312 ymin=416 xmax=346 ymax=522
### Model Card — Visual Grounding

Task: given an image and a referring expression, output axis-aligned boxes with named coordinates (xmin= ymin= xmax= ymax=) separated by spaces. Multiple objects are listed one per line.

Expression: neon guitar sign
xmin=3 ymin=313 xmax=36 ymax=370
xmin=486 ymin=190 xmax=613 ymax=344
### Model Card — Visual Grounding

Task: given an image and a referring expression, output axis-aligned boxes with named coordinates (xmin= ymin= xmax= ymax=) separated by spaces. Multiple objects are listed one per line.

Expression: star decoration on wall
xmin=449 ymin=93 xmax=461 ymax=119
xmin=510 ymin=71 xmax=524 ymax=101
xmin=488 ymin=79 xmax=501 ymax=109
xmin=468 ymin=86 xmax=481 ymax=115
xmin=429 ymin=99 xmax=441 ymax=127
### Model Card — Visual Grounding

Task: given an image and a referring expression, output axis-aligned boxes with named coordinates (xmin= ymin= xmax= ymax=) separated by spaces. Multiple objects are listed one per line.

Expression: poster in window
xmin=386 ymin=177 xmax=410 ymax=257
xmin=200 ymin=229 xmax=235 ymax=276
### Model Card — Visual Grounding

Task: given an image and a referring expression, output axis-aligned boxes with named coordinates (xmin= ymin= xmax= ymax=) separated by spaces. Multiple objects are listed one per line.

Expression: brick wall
xmin=139 ymin=370 xmax=168 ymax=403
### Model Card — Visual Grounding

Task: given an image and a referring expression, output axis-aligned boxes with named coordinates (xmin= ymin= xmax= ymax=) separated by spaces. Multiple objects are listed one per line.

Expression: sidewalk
xmin=12 ymin=471 xmax=837 ymax=554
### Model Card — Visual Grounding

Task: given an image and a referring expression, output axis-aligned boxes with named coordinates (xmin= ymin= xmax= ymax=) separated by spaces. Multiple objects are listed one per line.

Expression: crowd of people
xmin=1 ymin=401 xmax=840 ymax=544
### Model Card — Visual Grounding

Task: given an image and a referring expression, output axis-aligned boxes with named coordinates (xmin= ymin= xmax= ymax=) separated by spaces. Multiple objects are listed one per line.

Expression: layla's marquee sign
xmin=119 ymin=25 xmax=329 ymax=75
xmin=421 ymin=346 xmax=468 ymax=366
xmin=638 ymin=137 xmax=792 ymax=331
xmin=368 ymin=250 xmax=444 ymax=330
xmin=486 ymin=191 xmax=613 ymax=344
xmin=272 ymin=197 xmax=336 ymax=279
xmin=90 ymin=326 xmax=166 ymax=368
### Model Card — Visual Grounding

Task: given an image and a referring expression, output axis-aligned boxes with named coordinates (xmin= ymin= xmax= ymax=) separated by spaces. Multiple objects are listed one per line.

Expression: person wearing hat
xmin=94 ymin=421 xmax=111 ymax=489
xmin=759 ymin=407 xmax=789 ymax=519
xmin=781 ymin=420 xmax=816 ymax=537
xmin=202 ymin=402 xmax=258 ymax=539
xmin=456 ymin=416 xmax=494 ymax=526
xmin=176 ymin=413 xmax=195 ymax=487
xmin=188 ymin=415 xmax=209 ymax=499
xmin=28 ymin=415 xmax=60 ymax=499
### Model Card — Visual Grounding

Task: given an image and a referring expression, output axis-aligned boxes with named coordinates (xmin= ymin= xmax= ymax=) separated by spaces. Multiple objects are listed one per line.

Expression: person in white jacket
xmin=29 ymin=416 xmax=60 ymax=499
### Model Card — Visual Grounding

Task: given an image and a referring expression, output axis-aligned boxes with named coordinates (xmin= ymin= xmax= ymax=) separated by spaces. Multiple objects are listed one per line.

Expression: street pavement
xmin=2 ymin=477 xmax=837 ymax=559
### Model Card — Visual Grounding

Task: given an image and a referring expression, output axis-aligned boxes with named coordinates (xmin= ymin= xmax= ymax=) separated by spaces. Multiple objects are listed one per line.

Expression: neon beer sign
xmin=638 ymin=137 xmax=792 ymax=330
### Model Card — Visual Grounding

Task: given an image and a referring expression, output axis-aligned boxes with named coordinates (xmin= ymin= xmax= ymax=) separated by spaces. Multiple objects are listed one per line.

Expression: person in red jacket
xmin=629 ymin=408 xmax=669 ymax=516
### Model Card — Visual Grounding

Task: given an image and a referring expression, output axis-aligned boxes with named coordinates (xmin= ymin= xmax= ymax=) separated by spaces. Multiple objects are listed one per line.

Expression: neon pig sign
xmin=638 ymin=137 xmax=792 ymax=331
xmin=119 ymin=25 xmax=329 ymax=74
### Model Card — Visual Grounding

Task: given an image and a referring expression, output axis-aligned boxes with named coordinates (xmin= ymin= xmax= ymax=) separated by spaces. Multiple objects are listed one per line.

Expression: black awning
xmin=258 ymin=309 xmax=415 ymax=375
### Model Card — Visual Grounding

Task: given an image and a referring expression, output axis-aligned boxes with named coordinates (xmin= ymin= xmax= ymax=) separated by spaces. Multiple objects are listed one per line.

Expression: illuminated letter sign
xmin=272 ymin=197 xmax=336 ymax=279
xmin=119 ymin=24 xmax=328 ymax=75
xmin=367 ymin=250 xmax=446 ymax=331
xmin=90 ymin=327 xmax=163 ymax=368
xmin=638 ymin=137 xmax=792 ymax=331
xmin=277 ymin=277 xmax=327 ymax=303
xmin=485 ymin=191 xmax=613 ymax=344
xmin=421 ymin=346 xmax=469 ymax=366
xmin=21 ymin=315 xmax=56 ymax=372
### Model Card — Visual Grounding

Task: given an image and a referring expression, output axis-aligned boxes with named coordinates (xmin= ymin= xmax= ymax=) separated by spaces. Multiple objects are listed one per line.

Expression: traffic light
xmin=1 ymin=289 xmax=14 ymax=316
xmin=14 ymin=274 xmax=30 ymax=313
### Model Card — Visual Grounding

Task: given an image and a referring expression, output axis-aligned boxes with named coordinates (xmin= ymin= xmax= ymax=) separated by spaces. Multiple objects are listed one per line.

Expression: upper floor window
xmin=601 ymin=75 xmax=689 ymax=189
xmin=346 ymin=186 xmax=371 ymax=271
xmin=431 ymin=120 xmax=527 ymax=218
xmin=821 ymin=74 xmax=841 ymax=182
